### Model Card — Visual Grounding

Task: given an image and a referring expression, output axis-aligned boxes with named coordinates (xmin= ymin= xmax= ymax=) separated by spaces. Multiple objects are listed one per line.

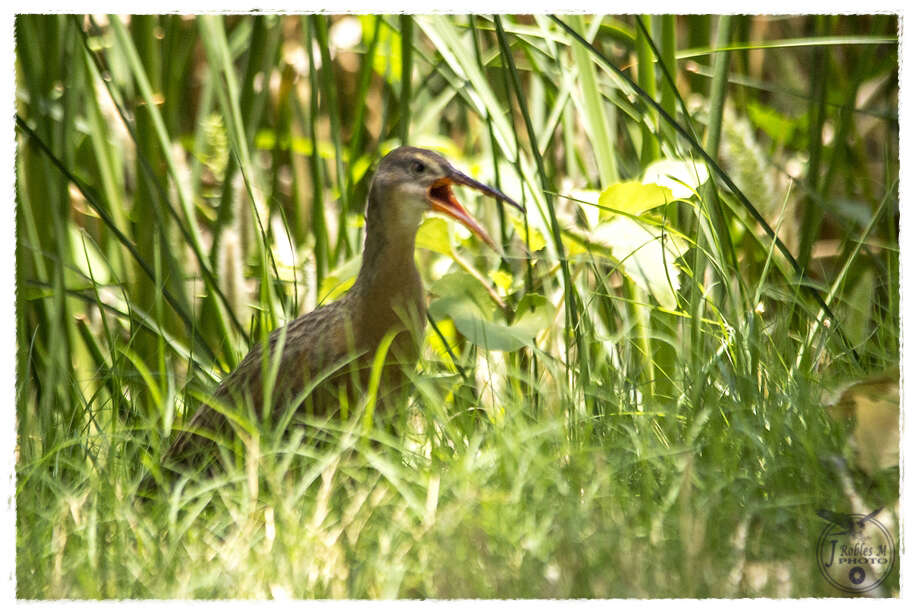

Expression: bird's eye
xmin=411 ymin=161 xmax=426 ymax=174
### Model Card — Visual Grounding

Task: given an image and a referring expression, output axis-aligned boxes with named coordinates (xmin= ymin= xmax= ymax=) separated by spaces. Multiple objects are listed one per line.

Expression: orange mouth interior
xmin=428 ymin=179 xmax=460 ymax=210
xmin=426 ymin=178 xmax=498 ymax=251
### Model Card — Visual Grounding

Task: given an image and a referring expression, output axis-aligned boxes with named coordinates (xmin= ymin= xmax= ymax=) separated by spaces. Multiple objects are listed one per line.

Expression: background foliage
xmin=16 ymin=14 xmax=898 ymax=597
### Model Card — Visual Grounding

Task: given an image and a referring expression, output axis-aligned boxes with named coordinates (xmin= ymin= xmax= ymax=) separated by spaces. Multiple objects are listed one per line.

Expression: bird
xmin=160 ymin=146 xmax=522 ymax=471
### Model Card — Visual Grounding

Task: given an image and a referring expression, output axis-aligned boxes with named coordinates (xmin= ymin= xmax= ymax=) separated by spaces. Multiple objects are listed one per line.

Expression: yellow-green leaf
xmin=415 ymin=217 xmax=451 ymax=255
xmin=317 ymin=256 xmax=361 ymax=303
xmin=598 ymin=181 xmax=673 ymax=219
xmin=490 ymin=269 xmax=513 ymax=292
xmin=510 ymin=216 xmax=547 ymax=252
xmin=425 ymin=317 xmax=459 ymax=372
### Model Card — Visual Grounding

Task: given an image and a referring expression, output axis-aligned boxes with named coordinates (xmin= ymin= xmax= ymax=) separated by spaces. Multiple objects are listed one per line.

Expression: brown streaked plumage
xmin=163 ymin=146 xmax=522 ymax=467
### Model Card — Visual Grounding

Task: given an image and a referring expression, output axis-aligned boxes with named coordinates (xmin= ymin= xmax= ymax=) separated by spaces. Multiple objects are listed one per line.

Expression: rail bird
xmin=162 ymin=146 xmax=522 ymax=469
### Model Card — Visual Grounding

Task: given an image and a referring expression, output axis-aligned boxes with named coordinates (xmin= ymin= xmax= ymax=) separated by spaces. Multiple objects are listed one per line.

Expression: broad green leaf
xmin=443 ymin=310 xmax=526 ymax=352
xmin=591 ymin=217 xmax=687 ymax=310
xmin=511 ymin=294 xmax=556 ymax=340
xmin=598 ymin=181 xmax=673 ymax=219
xmin=641 ymin=158 xmax=710 ymax=200
xmin=429 ymin=271 xmax=494 ymax=317
xmin=429 ymin=273 xmax=554 ymax=352
xmin=416 ymin=217 xmax=452 ymax=255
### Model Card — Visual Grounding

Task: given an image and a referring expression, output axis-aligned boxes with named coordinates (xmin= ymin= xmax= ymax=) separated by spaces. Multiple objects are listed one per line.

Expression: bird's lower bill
xmin=428 ymin=179 xmax=499 ymax=251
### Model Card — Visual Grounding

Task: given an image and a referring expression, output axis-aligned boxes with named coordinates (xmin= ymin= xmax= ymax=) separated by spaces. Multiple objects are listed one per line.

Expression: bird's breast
xmin=354 ymin=265 xmax=426 ymax=355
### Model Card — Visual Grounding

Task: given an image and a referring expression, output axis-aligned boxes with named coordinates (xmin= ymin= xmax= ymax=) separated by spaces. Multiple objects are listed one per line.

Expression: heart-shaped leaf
xmin=429 ymin=272 xmax=554 ymax=351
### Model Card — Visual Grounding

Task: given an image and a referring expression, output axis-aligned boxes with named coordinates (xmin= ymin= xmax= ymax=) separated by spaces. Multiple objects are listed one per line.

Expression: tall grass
xmin=15 ymin=14 xmax=899 ymax=598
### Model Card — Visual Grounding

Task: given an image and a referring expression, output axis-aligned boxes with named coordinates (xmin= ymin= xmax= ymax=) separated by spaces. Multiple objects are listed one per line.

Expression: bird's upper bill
xmin=427 ymin=169 xmax=524 ymax=253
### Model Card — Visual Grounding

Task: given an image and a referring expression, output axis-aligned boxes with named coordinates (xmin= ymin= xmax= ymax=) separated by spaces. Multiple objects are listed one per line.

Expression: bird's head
xmin=368 ymin=146 xmax=523 ymax=251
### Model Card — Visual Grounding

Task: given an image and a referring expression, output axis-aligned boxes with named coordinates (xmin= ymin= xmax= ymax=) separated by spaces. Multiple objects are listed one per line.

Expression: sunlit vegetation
xmin=16 ymin=14 xmax=898 ymax=597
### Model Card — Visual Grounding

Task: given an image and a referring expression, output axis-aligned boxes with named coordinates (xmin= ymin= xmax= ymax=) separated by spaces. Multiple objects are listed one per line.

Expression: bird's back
xmin=164 ymin=282 xmax=425 ymax=467
xmin=166 ymin=299 xmax=358 ymax=463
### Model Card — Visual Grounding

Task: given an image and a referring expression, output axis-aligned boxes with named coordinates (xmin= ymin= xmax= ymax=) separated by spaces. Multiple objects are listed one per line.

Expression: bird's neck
xmin=356 ymin=220 xmax=419 ymax=291
xmin=350 ymin=213 xmax=425 ymax=338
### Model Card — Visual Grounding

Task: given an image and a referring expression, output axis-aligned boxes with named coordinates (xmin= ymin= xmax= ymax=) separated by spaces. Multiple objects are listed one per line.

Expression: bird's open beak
xmin=427 ymin=168 xmax=524 ymax=253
